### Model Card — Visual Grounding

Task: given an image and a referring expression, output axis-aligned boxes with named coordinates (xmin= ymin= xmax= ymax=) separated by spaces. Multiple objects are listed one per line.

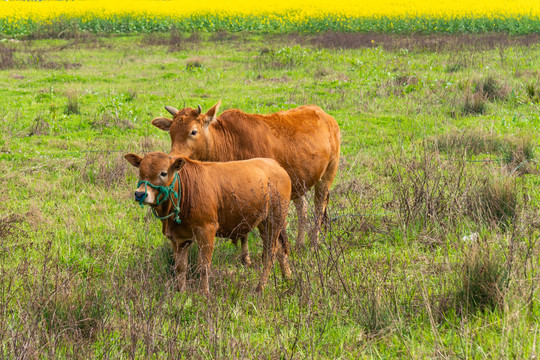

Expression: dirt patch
xmin=297 ymin=32 xmax=540 ymax=52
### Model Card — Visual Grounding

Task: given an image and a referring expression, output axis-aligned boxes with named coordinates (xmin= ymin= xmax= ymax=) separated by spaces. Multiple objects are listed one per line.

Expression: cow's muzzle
xmin=134 ymin=191 xmax=146 ymax=202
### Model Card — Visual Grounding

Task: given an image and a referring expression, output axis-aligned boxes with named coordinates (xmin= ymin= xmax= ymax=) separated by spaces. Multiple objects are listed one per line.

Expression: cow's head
xmin=124 ymin=152 xmax=186 ymax=206
xmin=151 ymin=101 xmax=221 ymax=159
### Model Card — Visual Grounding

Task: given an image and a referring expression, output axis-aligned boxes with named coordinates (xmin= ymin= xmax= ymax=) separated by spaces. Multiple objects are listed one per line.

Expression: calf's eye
xmin=160 ymin=172 xmax=167 ymax=177
xmin=191 ymin=129 xmax=198 ymax=136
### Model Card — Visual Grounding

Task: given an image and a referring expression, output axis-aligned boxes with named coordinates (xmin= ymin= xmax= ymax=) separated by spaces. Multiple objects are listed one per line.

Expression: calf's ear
xmin=152 ymin=117 xmax=173 ymax=131
xmin=170 ymin=157 xmax=186 ymax=172
xmin=203 ymin=100 xmax=221 ymax=128
xmin=124 ymin=153 xmax=143 ymax=168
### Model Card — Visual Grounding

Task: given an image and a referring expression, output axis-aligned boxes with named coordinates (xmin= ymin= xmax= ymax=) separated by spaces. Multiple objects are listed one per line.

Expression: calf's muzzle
xmin=134 ymin=191 xmax=146 ymax=202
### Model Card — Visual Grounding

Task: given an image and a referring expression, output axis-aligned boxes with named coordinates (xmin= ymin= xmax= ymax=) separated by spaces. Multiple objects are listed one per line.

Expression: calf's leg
xmin=239 ymin=234 xmax=251 ymax=266
xmin=277 ymin=228 xmax=292 ymax=279
xmin=195 ymin=227 xmax=216 ymax=295
xmin=172 ymin=240 xmax=191 ymax=292
xmin=255 ymin=221 xmax=278 ymax=292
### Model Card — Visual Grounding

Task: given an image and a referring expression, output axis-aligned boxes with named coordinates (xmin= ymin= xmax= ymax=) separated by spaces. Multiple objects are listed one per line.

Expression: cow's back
xmin=217 ymin=105 xmax=340 ymax=197
xmin=186 ymin=158 xmax=291 ymax=239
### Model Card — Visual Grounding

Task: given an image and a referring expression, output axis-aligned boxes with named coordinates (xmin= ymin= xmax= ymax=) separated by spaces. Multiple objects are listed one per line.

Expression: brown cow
xmin=152 ymin=102 xmax=340 ymax=247
xmin=124 ymin=152 xmax=292 ymax=294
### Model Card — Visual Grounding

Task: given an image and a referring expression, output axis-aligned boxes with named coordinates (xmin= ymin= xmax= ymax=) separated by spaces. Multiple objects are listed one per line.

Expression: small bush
xmin=525 ymin=82 xmax=540 ymax=103
xmin=454 ymin=241 xmax=508 ymax=313
xmin=65 ymin=93 xmax=80 ymax=115
xmin=462 ymin=91 xmax=487 ymax=115
xmin=473 ymin=75 xmax=509 ymax=101
xmin=473 ymin=173 xmax=517 ymax=226
xmin=186 ymin=57 xmax=203 ymax=70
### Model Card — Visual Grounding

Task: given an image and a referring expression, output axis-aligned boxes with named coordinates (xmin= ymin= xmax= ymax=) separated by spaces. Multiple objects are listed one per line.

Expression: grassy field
xmin=1 ymin=31 xmax=540 ymax=358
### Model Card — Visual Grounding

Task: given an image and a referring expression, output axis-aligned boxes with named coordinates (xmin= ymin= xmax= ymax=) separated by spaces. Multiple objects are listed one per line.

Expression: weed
xmin=388 ymin=146 xmax=473 ymax=230
xmin=525 ymin=81 xmax=540 ymax=103
xmin=143 ymin=29 xmax=200 ymax=52
xmin=0 ymin=213 xmax=21 ymax=239
xmin=255 ymin=46 xmax=310 ymax=69
xmin=462 ymin=91 xmax=487 ymax=115
xmin=473 ymin=173 xmax=517 ymax=227
xmin=445 ymin=62 xmax=465 ymax=73
xmin=27 ymin=115 xmax=50 ymax=136
xmin=433 ymin=130 xmax=535 ymax=171
xmin=454 ymin=240 xmax=508 ymax=313
xmin=473 ymin=75 xmax=509 ymax=101
xmin=123 ymin=89 xmax=137 ymax=102
xmin=65 ymin=92 xmax=80 ymax=115
xmin=308 ymin=33 xmax=540 ymax=51
xmin=0 ymin=43 xmax=16 ymax=69
xmin=186 ymin=57 xmax=204 ymax=70
xmin=81 ymin=153 xmax=127 ymax=187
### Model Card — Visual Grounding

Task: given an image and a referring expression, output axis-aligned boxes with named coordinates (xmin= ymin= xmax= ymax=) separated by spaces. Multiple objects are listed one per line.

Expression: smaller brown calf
xmin=125 ymin=152 xmax=292 ymax=294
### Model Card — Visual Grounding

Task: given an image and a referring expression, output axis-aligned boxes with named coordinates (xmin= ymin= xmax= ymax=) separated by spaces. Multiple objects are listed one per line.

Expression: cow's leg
xmin=195 ymin=226 xmax=216 ymax=295
xmin=277 ymin=228 xmax=292 ymax=280
xmin=293 ymin=196 xmax=308 ymax=249
xmin=172 ymin=240 xmax=191 ymax=292
xmin=255 ymin=221 xmax=278 ymax=292
xmin=310 ymin=158 xmax=339 ymax=245
xmin=239 ymin=234 xmax=251 ymax=266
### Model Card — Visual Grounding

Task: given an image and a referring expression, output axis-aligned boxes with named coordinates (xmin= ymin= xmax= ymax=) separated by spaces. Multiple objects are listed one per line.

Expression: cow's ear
xmin=170 ymin=157 xmax=186 ymax=173
xmin=152 ymin=117 xmax=173 ymax=131
xmin=204 ymin=100 xmax=221 ymax=128
xmin=124 ymin=153 xmax=143 ymax=168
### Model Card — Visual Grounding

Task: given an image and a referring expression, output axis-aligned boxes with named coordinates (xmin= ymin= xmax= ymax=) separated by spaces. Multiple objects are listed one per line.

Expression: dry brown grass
xmin=462 ymin=91 xmax=488 ymax=115
xmin=143 ymin=29 xmax=201 ymax=52
xmin=81 ymin=152 xmax=127 ymax=187
xmin=304 ymin=32 xmax=540 ymax=52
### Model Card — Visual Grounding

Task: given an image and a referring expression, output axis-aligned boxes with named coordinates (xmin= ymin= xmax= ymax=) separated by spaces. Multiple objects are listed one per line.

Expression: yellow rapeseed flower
xmin=0 ymin=0 xmax=538 ymax=22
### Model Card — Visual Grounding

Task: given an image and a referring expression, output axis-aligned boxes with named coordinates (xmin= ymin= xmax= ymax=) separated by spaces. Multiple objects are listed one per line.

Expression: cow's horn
xmin=197 ymin=105 xmax=202 ymax=114
xmin=165 ymin=106 xmax=179 ymax=116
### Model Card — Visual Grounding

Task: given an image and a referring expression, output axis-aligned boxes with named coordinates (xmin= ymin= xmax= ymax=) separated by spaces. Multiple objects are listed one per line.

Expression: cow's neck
xmin=208 ymin=120 xmax=254 ymax=161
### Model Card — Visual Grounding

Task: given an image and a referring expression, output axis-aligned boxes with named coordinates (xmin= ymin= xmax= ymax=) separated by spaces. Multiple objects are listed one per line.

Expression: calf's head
xmin=124 ymin=152 xmax=186 ymax=206
xmin=151 ymin=101 xmax=221 ymax=159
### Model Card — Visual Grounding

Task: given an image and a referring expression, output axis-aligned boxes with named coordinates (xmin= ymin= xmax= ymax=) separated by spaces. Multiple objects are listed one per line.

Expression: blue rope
xmin=137 ymin=172 xmax=182 ymax=224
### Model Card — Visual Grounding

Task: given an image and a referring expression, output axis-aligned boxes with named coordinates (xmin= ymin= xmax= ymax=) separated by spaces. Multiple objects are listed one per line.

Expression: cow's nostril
xmin=134 ymin=191 xmax=146 ymax=201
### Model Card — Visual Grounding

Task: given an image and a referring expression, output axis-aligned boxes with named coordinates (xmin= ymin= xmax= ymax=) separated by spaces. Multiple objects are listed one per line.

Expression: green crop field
xmin=1 ymin=32 xmax=540 ymax=358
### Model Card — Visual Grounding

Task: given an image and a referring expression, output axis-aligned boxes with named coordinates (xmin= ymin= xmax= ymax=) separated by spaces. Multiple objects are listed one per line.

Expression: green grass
xmin=1 ymin=14 xmax=540 ymax=37
xmin=0 ymin=33 xmax=539 ymax=358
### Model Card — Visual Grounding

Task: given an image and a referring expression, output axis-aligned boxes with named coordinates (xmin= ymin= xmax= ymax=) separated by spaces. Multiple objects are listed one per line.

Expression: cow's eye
xmin=190 ymin=129 xmax=198 ymax=136
xmin=160 ymin=172 xmax=167 ymax=177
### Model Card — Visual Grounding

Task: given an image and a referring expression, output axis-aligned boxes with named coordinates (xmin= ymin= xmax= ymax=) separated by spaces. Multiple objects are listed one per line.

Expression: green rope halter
xmin=137 ymin=172 xmax=182 ymax=224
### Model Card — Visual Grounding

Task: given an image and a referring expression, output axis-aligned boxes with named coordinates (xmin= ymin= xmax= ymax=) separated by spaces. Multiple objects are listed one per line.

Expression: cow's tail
xmin=278 ymin=228 xmax=290 ymax=256
xmin=322 ymin=192 xmax=330 ymax=231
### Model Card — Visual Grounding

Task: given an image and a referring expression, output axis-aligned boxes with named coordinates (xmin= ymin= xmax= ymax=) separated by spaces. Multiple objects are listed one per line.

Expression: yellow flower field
xmin=0 ymin=0 xmax=539 ymax=35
